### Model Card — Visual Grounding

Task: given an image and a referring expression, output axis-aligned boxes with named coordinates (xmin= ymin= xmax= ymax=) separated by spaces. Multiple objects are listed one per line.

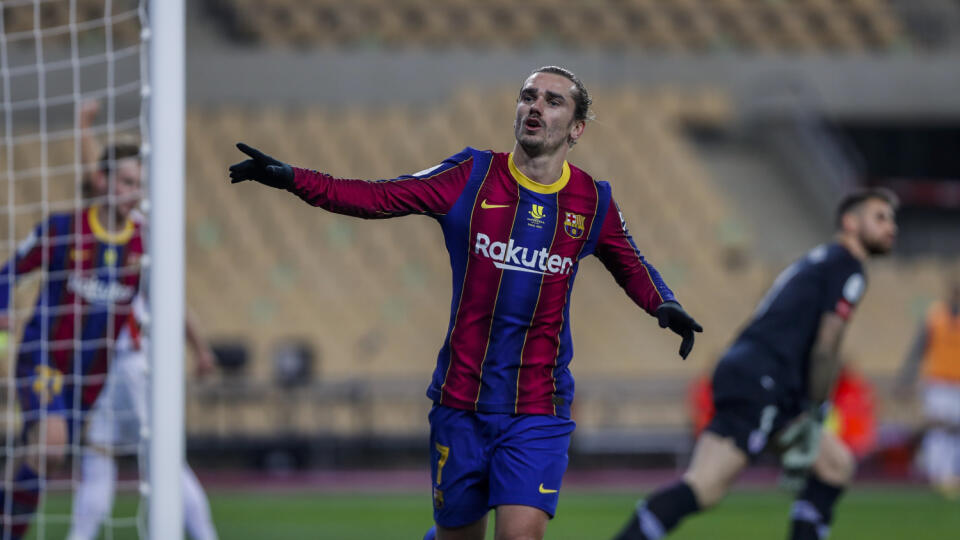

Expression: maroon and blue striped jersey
xmin=0 ymin=207 xmax=144 ymax=410
xmin=290 ymin=148 xmax=676 ymax=417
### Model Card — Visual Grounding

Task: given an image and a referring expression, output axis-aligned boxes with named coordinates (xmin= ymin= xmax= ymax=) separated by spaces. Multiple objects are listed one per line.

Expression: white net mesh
xmin=0 ymin=1 xmax=147 ymax=538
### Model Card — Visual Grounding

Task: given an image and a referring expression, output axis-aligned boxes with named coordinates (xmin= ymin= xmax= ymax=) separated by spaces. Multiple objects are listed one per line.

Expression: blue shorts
xmin=428 ymin=404 xmax=575 ymax=528
xmin=16 ymin=350 xmax=84 ymax=444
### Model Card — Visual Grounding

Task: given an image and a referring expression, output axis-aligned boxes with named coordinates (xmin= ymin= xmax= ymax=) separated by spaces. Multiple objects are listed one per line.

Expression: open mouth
xmin=524 ymin=117 xmax=542 ymax=130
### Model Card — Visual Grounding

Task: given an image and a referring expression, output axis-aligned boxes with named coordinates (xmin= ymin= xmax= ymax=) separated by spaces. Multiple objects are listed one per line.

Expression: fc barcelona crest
xmin=564 ymin=212 xmax=585 ymax=239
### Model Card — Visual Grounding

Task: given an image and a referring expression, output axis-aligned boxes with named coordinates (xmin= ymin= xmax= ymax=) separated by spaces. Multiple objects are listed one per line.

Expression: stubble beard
xmin=861 ymin=232 xmax=892 ymax=256
xmin=515 ymin=128 xmax=566 ymax=158
xmin=518 ymin=136 xmax=545 ymax=157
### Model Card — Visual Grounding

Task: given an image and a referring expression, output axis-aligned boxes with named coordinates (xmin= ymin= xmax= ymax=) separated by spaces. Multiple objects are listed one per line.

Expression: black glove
xmin=655 ymin=301 xmax=703 ymax=359
xmin=229 ymin=142 xmax=294 ymax=190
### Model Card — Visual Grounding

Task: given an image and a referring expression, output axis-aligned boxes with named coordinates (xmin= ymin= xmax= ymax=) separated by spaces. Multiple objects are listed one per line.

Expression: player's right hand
xmin=229 ymin=143 xmax=294 ymax=190
xmin=80 ymin=100 xmax=100 ymax=128
xmin=776 ymin=408 xmax=825 ymax=484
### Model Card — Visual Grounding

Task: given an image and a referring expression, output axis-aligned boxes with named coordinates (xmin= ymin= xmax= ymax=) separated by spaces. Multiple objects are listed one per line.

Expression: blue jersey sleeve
xmin=0 ymin=220 xmax=48 ymax=312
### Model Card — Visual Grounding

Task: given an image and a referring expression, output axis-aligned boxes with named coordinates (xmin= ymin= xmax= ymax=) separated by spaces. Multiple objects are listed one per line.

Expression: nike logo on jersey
xmin=538 ymin=483 xmax=558 ymax=494
xmin=480 ymin=199 xmax=510 ymax=209
xmin=474 ymin=233 xmax=574 ymax=275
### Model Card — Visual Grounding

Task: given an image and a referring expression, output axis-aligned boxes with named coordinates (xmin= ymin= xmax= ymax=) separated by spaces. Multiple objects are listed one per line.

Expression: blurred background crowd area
xmin=1 ymin=0 xmax=959 ymax=472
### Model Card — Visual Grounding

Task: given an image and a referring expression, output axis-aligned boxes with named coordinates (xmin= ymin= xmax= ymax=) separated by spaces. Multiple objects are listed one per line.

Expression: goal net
xmin=0 ymin=1 xmax=175 ymax=538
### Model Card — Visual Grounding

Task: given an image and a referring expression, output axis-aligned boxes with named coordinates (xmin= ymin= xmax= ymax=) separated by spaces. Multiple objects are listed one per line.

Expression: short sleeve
xmin=825 ymin=258 xmax=866 ymax=320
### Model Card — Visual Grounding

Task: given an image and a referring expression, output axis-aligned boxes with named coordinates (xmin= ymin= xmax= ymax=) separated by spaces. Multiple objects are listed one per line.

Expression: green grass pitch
xmin=24 ymin=486 xmax=960 ymax=539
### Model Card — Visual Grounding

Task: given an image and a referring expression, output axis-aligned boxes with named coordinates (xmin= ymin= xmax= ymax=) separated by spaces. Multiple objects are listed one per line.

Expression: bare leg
xmin=682 ymin=432 xmax=750 ymax=508
xmin=493 ymin=504 xmax=549 ymax=540
xmin=613 ymin=432 xmax=749 ymax=540
xmin=436 ymin=514 xmax=488 ymax=540
xmin=811 ymin=432 xmax=855 ymax=486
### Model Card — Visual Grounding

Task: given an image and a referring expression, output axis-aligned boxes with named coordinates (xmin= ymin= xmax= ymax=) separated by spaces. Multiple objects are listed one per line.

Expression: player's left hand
xmin=655 ymin=301 xmax=703 ymax=359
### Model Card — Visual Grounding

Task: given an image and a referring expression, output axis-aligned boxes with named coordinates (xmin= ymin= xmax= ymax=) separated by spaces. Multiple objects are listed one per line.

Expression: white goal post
xmin=0 ymin=1 xmax=185 ymax=538
xmin=147 ymin=1 xmax=185 ymax=539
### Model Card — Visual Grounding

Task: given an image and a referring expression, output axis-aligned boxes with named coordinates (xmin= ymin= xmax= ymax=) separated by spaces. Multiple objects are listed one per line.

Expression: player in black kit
xmin=613 ymin=188 xmax=898 ymax=540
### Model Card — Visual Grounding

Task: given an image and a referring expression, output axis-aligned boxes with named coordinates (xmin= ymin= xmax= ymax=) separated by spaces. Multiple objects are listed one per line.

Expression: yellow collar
xmin=507 ymin=153 xmax=570 ymax=194
xmin=88 ymin=206 xmax=135 ymax=244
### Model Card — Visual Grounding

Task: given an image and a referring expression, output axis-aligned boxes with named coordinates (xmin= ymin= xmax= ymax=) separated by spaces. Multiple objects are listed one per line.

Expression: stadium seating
xmin=0 ymin=0 xmax=142 ymax=48
xmin=200 ymin=0 xmax=912 ymax=53
xmin=0 ymin=86 xmax=946 ymax=439
xmin=177 ymin=87 xmax=939 ymax=436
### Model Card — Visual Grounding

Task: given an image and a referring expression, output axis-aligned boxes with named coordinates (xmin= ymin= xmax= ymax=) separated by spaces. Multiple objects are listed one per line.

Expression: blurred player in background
xmin=896 ymin=277 xmax=960 ymax=498
xmin=0 ymin=114 xmax=144 ymax=539
xmin=229 ymin=66 xmax=702 ymax=540
xmin=64 ymin=101 xmax=219 ymax=540
xmin=614 ymin=189 xmax=898 ymax=540
xmin=67 ymin=293 xmax=219 ymax=540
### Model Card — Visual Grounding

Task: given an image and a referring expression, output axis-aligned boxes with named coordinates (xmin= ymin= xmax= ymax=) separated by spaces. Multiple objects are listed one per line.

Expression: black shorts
xmin=705 ymin=347 xmax=802 ymax=461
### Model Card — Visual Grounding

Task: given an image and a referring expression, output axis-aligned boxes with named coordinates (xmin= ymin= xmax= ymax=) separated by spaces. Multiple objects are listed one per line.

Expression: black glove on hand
xmin=229 ymin=143 xmax=294 ymax=190
xmin=655 ymin=301 xmax=703 ymax=359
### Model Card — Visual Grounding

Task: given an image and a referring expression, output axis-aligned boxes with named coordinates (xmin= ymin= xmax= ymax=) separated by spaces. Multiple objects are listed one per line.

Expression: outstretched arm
xmin=593 ymin=198 xmax=702 ymax=359
xmin=229 ymin=143 xmax=472 ymax=219
xmin=593 ymin=199 xmax=674 ymax=313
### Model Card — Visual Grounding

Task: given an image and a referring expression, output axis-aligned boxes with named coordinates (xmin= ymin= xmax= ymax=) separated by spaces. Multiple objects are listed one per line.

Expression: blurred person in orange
xmin=896 ymin=278 xmax=960 ymax=498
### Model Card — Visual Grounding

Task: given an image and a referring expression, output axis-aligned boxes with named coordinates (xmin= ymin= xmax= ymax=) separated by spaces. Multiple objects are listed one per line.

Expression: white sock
xmin=924 ymin=428 xmax=957 ymax=483
xmin=67 ymin=450 xmax=117 ymax=540
xmin=182 ymin=465 xmax=218 ymax=540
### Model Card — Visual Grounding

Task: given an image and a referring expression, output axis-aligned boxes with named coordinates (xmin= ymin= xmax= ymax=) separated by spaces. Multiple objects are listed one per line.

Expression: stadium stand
xmin=184 ymin=87 xmax=944 ymax=437
xmin=0 ymin=87 xmax=946 ymax=441
xmin=200 ymin=0 xmax=912 ymax=53
xmin=0 ymin=0 xmax=142 ymax=48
